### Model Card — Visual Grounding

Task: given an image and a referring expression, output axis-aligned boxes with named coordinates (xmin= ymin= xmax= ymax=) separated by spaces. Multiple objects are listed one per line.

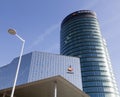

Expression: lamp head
xmin=8 ymin=29 xmax=16 ymax=35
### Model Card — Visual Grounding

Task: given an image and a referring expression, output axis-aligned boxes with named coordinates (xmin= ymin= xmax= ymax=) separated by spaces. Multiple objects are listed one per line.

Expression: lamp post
xmin=8 ymin=29 xmax=25 ymax=97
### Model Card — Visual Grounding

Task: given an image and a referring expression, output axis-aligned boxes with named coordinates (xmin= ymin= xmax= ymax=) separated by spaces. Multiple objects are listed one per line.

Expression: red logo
xmin=67 ymin=65 xmax=74 ymax=74
xmin=68 ymin=65 xmax=73 ymax=71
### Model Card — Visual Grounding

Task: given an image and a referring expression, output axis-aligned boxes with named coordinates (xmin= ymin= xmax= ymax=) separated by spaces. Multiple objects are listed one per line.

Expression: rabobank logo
xmin=67 ymin=65 xmax=74 ymax=74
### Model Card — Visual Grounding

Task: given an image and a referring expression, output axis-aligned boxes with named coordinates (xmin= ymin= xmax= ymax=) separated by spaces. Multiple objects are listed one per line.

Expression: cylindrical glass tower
xmin=60 ymin=10 xmax=120 ymax=97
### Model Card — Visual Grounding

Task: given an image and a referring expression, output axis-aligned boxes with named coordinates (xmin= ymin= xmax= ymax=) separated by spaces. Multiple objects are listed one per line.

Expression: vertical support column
xmin=3 ymin=93 xmax=6 ymax=97
xmin=54 ymin=81 xmax=57 ymax=97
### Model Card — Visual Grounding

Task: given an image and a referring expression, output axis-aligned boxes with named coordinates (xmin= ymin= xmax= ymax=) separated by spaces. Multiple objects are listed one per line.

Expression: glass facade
xmin=0 ymin=51 xmax=82 ymax=90
xmin=60 ymin=10 xmax=120 ymax=97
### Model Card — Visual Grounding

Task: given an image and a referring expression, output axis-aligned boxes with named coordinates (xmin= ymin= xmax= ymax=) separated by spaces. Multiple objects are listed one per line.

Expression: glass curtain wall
xmin=60 ymin=10 xmax=120 ymax=97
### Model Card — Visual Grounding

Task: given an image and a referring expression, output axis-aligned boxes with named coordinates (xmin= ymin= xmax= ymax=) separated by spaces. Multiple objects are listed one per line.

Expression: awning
xmin=0 ymin=76 xmax=89 ymax=97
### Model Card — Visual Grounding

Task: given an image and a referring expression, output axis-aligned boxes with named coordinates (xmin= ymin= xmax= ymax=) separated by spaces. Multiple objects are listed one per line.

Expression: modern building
xmin=0 ymin=51 xmax=82 ymax=91
xmin=60 ymin=10 xmax=120 ymax=97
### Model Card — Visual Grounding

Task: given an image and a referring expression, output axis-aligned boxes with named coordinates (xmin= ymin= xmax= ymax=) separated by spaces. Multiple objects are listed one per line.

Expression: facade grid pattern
xmin=60 ymin=10 xmax=120 ymax=97
xmin=0 ymin=51 xmax=82 ymax=90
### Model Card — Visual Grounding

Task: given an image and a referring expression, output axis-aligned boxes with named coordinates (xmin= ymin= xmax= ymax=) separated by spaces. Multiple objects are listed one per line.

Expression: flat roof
xmin=0 ymin=76 xmax=89 ymax=97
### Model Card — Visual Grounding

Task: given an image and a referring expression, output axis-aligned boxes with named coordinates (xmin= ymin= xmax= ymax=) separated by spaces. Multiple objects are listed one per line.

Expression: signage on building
xmin=67 ymin=65 xmax=74 ymax=74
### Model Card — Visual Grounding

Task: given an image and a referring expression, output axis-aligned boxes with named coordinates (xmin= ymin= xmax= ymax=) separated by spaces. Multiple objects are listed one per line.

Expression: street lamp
xmin=8 ymin=28 xmax=25 ymax=97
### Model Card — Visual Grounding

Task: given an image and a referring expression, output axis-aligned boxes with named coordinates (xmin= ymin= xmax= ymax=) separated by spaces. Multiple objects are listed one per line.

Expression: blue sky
xmin=0 ymin=0 xmax=120 ymax=89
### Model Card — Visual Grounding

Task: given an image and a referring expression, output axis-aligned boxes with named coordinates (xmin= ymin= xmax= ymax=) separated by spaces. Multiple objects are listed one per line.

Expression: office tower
xmin=0 ymin=51 xmax=82 ymax=90
xmin=60 ymin=10 xmax=120 ymax=97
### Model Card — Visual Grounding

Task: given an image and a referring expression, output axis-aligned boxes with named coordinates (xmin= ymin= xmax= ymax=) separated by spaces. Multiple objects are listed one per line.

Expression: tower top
xmin=61 ymin=10 xmax=97 ymax=25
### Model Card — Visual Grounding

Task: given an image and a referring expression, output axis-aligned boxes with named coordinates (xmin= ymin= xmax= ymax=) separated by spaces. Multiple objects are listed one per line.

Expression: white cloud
xmin=29 ymin=22 xmax=60 ymax=49
xmin=44 ymin=43 xmax=60 ymax=53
